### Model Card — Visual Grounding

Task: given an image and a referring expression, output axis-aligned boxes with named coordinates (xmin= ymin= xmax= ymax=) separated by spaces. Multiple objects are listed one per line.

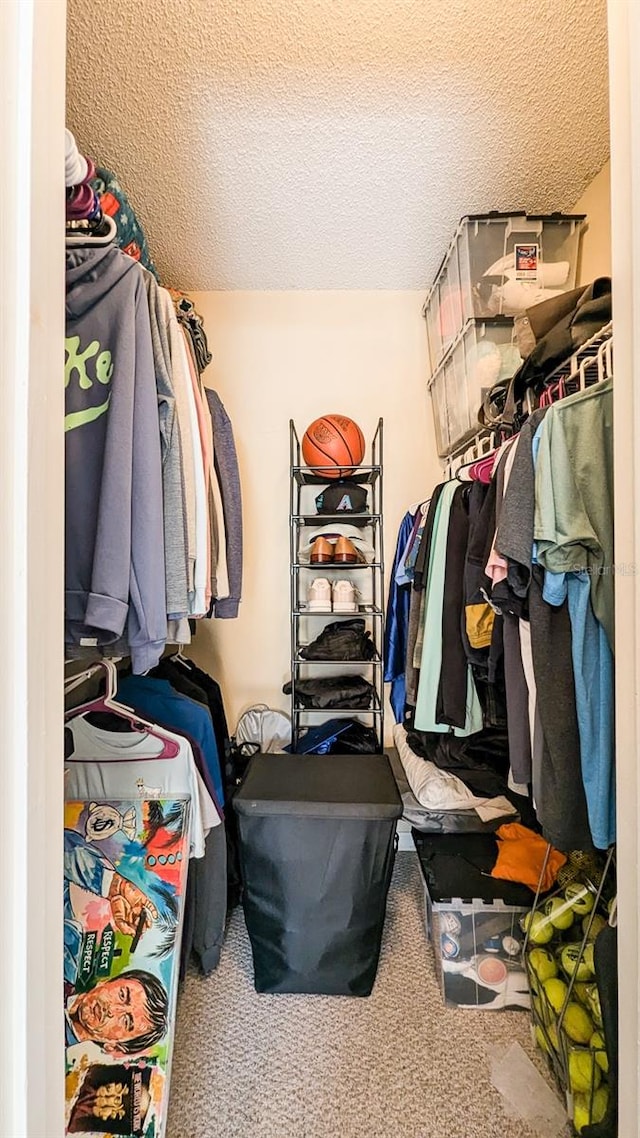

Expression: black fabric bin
xmin=233 ymin=752 xmax=402 ymax=996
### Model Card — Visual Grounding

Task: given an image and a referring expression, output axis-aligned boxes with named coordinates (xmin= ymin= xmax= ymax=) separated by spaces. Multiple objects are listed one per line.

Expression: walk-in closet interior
xmin=5 ymin=1 xmax=640 ymax=1137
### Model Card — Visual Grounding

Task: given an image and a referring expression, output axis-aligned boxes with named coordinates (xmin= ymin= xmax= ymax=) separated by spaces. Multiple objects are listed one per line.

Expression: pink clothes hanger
xmin=64 ymin=659 xmax=181 ymax=759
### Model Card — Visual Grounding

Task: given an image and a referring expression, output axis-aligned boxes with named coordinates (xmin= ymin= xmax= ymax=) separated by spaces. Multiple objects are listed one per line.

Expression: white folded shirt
xmin=393 ymin=724 xmax=516 ymax=822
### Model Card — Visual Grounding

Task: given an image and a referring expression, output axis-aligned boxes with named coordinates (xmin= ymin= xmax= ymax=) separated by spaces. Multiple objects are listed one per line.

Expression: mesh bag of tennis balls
xmin=524 ymin=875 xmax=613 ymax=1095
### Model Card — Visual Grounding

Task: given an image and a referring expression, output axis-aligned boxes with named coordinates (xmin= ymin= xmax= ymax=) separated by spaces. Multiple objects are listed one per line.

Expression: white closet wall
xmin=189 ymin=290 xmax=439 ymax=738
xmin=573 ymin=160 xmax=612 ymax=282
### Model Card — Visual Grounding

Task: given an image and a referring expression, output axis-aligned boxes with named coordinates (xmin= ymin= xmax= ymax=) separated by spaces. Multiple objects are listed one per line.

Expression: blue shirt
xmin=119 ymin=676 xmax=224 ymax=805
xmin=384 ymin=511 xmax=415 ymax=723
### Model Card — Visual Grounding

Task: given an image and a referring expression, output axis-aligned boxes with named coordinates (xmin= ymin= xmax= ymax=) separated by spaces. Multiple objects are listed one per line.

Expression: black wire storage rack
xmin=289 ymin=418 xmax=385 ymax=752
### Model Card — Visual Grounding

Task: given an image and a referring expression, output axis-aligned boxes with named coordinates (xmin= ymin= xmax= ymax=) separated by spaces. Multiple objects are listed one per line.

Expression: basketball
xmin=302 ymin=415 xmax=365 ymax=478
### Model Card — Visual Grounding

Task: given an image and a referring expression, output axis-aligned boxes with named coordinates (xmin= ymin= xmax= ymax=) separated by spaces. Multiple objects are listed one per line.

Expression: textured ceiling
xmin=66 ymin=0 xmax=609 ymax=290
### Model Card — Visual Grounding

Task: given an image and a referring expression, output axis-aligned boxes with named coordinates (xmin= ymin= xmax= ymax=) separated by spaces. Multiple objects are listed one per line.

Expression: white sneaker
xmin=332 ymin=580 xmax=358 ymax=613
xmin=307 ymin=578 xmax=332 ymax=612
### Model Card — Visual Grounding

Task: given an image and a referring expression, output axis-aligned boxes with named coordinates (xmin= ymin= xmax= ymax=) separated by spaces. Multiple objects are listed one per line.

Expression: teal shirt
xmin=535 ymin=378 xmax=614 ymax=651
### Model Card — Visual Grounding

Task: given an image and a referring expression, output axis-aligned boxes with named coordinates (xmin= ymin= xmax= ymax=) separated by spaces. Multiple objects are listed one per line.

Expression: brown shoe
xmin=333 ymin=536 xmax=360 ymax=563
xmin=310 ymin=537 xmax=334 ymax=564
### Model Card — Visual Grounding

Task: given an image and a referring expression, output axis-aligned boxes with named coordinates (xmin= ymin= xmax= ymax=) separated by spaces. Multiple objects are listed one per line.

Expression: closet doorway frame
xmin=608 ymin=3 xmax=640 ymax=1134
xmin=0 ymin=2 xmax=638 ymax=1136
xmin=0 ymin=1 xmax=66 ymax=1135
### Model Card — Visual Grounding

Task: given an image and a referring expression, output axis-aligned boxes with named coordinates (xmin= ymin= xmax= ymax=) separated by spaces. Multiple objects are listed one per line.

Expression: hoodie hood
xmin=66 ymin=244 xmax=138 ymax=319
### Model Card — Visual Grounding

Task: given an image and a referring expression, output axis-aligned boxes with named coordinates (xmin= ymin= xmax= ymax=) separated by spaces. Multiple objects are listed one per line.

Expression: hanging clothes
xmin=65 ymin=246 xmax=166 ymax=673
xmin=405 ymin=484 xmax=446 ymax=706
xmin=155 ymin=287 xmax=198 ymax=601
xmin=143 ymin=269 xmax=190 ymax=618
xmin=64 ymin=715 xmax=219 ymax=858
xmin=149 ymin=656 xmax=242 ymax=912
xmin=414 ymin=481 xmax=484 ymax=736
xmin=169 ymin=289 xmax=213 ymax=374
xmin=436 ymin=485 xmax=471 ymax=729
xmin=91 ymin=165 xmax=160 ymax=278
xmin=384 ymin=510 xmax=416 ymax=723
xmin=535 ymin=378 xmax=614 ymax=651
xmin=205 ymin=389 xmax=244 ymax=618
xmin=116 ymin=674 xmax=228 ymax=973
xmin=534 ymin=379 xmax=615 ymax=849
xmin=118 ymin=675 xmax=225 ymax=808
xmin=494 ymin=410 xmax=593 ymax=850
xmin=489 ymin=438 xmax=533 ymax=787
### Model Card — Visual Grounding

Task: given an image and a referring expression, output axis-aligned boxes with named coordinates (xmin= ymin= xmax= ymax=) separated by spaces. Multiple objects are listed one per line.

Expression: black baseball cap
xmin=315 ymin=480 xmax=369 ymax=524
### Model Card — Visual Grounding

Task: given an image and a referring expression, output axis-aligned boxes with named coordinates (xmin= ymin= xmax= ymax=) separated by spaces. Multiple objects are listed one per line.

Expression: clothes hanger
xmin=66 ymin=213 xmax=116 ymax=247
xmin=166 ymin=644 xmax=194 ymax=672
xmin=65 ymin=658 xmax=181 ymax=758
xmin=454 ymin=434 xmax=498 ymax=482
xmin=64 ymin=661 xmax=107 ymax=696
xmin=408 ymin=498 xmax=428 ymax=514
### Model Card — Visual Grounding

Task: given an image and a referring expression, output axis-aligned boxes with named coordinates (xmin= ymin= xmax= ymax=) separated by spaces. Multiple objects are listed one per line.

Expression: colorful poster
xmin=64 ymin=798 xmax=190 ymax=1138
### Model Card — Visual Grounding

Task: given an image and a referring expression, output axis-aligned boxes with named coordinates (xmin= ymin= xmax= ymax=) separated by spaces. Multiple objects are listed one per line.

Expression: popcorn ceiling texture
xmin=66 ymin=0 xmax=609 ymax=290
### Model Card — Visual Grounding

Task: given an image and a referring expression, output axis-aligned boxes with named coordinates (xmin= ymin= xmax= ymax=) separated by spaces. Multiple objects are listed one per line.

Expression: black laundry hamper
xmin=233 ymin=751 xmax=402 ymax=996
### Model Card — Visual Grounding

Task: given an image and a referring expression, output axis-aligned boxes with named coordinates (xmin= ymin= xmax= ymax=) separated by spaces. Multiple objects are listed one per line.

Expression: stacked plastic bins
xmin=522 ymin=850 xmax=616 ymax=1134
xmin=233 ymin=751 xmax=402 ymax=995
xmin=423 ymin=212 xmax=586 ymax=457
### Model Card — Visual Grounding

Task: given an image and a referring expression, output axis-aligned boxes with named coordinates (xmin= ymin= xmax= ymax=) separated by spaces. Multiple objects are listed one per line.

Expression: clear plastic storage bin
xmin=423 ymin=889 xmax=530 ymax=1011
xmin=424 ymin=212 xmax=586 ymax=375
xmin=429 ymin=319 xmax=519 ymax=457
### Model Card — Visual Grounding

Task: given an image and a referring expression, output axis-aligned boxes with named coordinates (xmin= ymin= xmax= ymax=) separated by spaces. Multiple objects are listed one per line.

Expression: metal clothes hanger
xmin=64 ymin=658 xmax=181 ymax=758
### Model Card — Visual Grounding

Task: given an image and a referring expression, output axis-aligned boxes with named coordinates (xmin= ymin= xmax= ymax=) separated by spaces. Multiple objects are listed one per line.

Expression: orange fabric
xmin=490 ymin=823 xmax=567 ymax=891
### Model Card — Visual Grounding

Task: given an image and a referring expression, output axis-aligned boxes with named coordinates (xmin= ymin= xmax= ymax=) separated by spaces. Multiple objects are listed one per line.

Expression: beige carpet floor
xmin=167 ymin=852 xmax=568 ymax=1138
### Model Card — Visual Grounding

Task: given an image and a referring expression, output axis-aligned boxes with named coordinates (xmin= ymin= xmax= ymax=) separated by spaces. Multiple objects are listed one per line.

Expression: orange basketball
xmin=302 ymin=414 xmax=365 ymax=478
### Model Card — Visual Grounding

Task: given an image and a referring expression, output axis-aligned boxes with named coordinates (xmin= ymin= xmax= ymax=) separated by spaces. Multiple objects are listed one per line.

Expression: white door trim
xmin=608 ymin=2 xmax=640 ymax=1133
xmin=0 ymin=3 xmax=638 ymax=1135
xmin=0 ymin=1 xmax=66 ymax=1135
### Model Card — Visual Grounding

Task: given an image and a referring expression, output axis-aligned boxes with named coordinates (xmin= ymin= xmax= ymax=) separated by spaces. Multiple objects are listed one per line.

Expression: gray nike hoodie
xmin=65 ymin=245 xmax=167 ymax=672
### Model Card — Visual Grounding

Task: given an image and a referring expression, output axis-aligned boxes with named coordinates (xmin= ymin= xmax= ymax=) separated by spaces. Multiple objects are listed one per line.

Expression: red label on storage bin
xmin=515 ymin=243 xmax=539 ymax=281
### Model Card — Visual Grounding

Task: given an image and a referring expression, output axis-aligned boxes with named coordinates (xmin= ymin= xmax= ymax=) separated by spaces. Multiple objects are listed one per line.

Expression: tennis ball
xmin=583 ymin=942 xmax=595 ymax=975
xmin=590 ymin=1031 xmax=609 ymax=1073
xmin=563 ymin=1002 xmax=594 ymax=1044
xmin=522 ymin=911 xmax=554 ymax=945
xmin=574 ymin=982 xmax=590 ymax=1006
xmin=569 ymin=1049 xmax=602 ymax=1094
xmin=529 ymin=947 xmax=558 ymax=983
xmin=573 ymin=1086 xmax=608 ymax=1132
xmin=584 ymin=983 xmax=604 ymax=1029
xmin=543 ymin=977 xmax=569 ymax=1014
xmin=583 ymin=913 xmax=607 ymax=940
xmin=534 ymin=1022 xmax=560 ymax=1057
xmin=535 ymin=1024 xmax=551 ymax=1056
xmin=560 ymin=943 xmax=595 ymax=981
xmin=565 ymin=882 xmax=595 ymax=915
xmin=544 ymin=896 xmax=574 ymax=930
